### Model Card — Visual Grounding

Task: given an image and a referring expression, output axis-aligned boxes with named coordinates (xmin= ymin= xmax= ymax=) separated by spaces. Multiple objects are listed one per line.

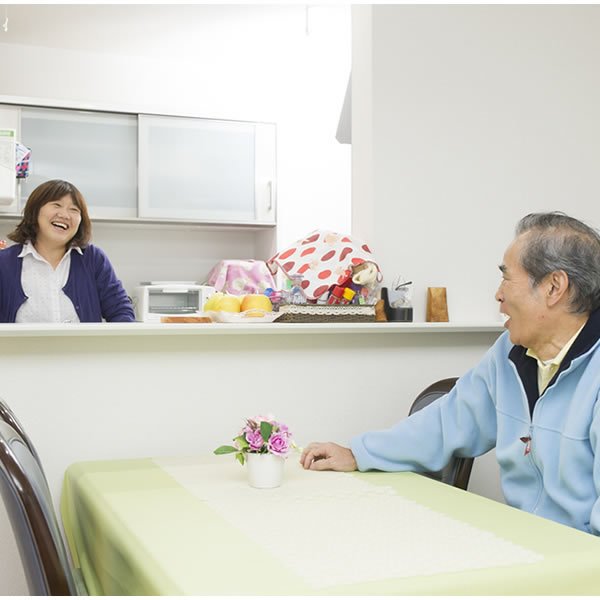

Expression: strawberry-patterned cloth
xmin=267 ymin=230 xmax=381 ymax=301
xmin=207 ymin=260 xmax=276 ymax=295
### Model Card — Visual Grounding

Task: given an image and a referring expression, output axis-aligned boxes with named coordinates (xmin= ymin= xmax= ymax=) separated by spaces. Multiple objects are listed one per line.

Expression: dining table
xmin=60 ymin=454 xmax=600 ymax=595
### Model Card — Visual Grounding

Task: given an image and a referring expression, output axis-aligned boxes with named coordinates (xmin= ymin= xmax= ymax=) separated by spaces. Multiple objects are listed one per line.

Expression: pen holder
xmin=381 ymin=287 xmax=413 ymax=322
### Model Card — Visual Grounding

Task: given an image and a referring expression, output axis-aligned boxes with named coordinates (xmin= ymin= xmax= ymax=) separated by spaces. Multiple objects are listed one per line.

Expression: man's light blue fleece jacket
xmin=351 ymin=308 xmax=600 ymax=534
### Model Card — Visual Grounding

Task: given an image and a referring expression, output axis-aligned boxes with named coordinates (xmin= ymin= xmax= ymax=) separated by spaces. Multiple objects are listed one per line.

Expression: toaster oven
xmin=132 ymin=282 xmax=215 ymax=322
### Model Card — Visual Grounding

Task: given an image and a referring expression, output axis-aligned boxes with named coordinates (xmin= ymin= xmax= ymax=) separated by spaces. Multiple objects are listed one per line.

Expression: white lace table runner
xmin=153 ymin=458 xmax=542 ymax=588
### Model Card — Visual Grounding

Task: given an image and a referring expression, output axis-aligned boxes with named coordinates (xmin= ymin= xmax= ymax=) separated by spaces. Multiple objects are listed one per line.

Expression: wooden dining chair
xmin=409 ymin=377 xmax=474 ymax=491
xmin=0 ymin=422 xmax=86 ymax=595
xmin=0 ymin=397 xmax=43 ymax=468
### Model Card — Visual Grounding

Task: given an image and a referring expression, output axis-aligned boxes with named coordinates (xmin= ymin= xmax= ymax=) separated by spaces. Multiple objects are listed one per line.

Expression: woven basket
xmin=274 ymin=304 xmax=376 ymax=323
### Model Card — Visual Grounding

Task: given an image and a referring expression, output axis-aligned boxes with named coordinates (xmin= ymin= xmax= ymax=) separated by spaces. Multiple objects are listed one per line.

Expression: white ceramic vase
xmin=246 ymin=453 xmax=285 ymax=489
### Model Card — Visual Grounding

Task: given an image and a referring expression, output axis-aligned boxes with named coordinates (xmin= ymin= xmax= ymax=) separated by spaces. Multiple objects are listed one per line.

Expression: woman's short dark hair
xmin=8 ymin=179 xmax=92 ymax=247
xmin=516 ymin=212 xmax=600 ymax=313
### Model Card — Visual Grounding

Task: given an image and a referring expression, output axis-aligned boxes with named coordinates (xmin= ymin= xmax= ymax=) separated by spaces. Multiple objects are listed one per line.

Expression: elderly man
xmin=301 ymin=212 xmax=600 ymax=535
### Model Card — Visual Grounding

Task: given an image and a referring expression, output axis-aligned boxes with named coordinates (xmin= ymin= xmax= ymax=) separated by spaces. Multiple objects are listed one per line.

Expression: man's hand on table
xmin=300 ymin=442 xmax=358 ymax=472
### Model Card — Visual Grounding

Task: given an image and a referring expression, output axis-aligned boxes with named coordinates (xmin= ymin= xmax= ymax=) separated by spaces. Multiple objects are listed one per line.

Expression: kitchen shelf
xmin=0 ymin=321 xmax=505 ymax=338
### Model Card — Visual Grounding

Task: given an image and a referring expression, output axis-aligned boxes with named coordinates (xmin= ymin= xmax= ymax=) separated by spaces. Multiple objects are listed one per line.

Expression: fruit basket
xmin=273 ymin=304 xmax=376 ymax=323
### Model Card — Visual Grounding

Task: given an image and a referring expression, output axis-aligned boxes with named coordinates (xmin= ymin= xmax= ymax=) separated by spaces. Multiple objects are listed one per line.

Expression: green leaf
xmin=235 ymin=435 xmax=249 ymax=449
xmin=260 ymin=421 xmax=273 ymax=443
xmin=214 ymin=445 xmax=237 ymax=455
xmin=235 ymin=452 xmax=245 ymax=466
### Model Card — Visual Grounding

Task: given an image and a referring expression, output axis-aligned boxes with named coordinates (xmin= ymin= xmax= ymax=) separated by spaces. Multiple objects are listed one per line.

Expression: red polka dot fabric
xmin=267 ymin=230 xmax=380 ymax=301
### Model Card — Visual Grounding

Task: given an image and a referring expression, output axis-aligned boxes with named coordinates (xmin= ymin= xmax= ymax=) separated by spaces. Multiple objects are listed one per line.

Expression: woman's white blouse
xmin=15 ymin=242 xmax=82 ymax=323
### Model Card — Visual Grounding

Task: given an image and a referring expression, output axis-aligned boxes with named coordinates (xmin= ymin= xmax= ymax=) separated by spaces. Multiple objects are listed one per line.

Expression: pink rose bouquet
xmin=214 ymin=415 xmax=293 ymax=465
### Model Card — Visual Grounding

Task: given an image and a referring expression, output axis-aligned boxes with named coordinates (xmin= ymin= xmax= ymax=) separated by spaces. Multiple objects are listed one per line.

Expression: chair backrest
xmin=0 ymin=421 xmax=78 ymax=595
xmin=409 ymin=377 xmax=474 ymax=491
xmin=0 ymin=397 xmax=43 ymax=468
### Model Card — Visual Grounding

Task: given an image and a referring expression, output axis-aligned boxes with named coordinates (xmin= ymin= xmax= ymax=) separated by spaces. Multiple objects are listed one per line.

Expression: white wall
xmin=0 ymin=5 xmax=352 ymax=295
xmin=353 ymin=5 xmax=600 ymax=323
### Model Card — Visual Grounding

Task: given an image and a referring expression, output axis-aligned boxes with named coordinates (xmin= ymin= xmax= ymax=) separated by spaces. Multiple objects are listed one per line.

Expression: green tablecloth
xmin=61 ymin=456 xmax=600 ymax=595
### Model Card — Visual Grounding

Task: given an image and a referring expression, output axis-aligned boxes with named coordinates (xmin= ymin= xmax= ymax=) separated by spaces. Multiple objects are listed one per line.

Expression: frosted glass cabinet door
xmin=20 ymin=107 xmax=137 ymax=218
xmin=0 ymin=105 xmax=18 ymax=213
xmin=138 ymin=115 xmax=276 ymax=223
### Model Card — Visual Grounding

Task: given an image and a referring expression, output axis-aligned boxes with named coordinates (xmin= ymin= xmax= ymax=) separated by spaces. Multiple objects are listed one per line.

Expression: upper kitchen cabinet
xmin=138 ymin=115 xmax=276 ymax=224
xmin=20 ymin=107 xmax=137 ymax=218
xmin=0 ymin=101 xmax=277 ymax=227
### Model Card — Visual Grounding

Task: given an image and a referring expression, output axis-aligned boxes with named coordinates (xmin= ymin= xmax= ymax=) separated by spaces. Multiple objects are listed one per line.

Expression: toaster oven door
xmin=148 ymin=289 xmax=200 ymax=315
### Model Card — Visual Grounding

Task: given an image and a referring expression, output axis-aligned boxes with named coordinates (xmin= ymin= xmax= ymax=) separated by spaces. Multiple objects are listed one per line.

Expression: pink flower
xmin=245 ymin=428 xmax=264 ymax=451
xmin=276 ymin=422 xmax=290 ymax=435
xmin=252 ymin=414 xmax=275 ymax=425
xmin=268 ymin=432 xmax=290 ymax=456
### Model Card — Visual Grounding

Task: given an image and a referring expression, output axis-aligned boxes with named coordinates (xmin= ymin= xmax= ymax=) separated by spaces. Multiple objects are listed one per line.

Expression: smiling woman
xmin=0 ymin=179 xmax=135 ymax=323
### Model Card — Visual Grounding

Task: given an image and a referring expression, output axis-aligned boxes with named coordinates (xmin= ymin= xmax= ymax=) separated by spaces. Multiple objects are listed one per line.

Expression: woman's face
xmin=36 ymin=194 xmax=82 ymax=248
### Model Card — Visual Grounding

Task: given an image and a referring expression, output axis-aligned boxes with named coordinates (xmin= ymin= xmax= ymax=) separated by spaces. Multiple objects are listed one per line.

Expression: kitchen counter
xmin=0 ymin=321 xmax=505 ymax=337
xmin=0 ymin=315 xmax=505 ymax=591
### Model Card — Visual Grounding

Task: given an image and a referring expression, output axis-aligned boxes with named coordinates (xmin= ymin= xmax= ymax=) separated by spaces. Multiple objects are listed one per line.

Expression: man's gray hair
xmin=516 ymin=212 xmax=600 ymax=314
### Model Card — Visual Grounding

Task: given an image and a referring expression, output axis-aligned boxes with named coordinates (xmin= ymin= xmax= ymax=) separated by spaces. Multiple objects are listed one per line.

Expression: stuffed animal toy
xmin=351 ymin=262 xmax=379 ymax=288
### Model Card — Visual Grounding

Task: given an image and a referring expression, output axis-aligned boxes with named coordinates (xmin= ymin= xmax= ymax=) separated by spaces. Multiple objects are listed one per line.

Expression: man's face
xmin=495 ymin=234 xmax=549 ymax=349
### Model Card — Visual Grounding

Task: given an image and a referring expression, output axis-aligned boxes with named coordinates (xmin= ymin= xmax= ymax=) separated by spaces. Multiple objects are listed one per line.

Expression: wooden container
xmin=426 ymin=287 xmax=449 ymax=322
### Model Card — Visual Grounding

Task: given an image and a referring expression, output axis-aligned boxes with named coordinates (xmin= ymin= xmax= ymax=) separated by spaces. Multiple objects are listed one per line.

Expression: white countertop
xmin=0 ymin=321 xmax=506 ymax=338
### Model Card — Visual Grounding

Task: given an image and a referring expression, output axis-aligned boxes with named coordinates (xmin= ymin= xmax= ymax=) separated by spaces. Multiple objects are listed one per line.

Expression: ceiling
xmin=0 ymin=4 xmax=315 ymax=58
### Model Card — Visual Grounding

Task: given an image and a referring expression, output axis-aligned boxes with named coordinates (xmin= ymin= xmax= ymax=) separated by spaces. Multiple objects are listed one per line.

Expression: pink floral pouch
xmin=207 ymin=260 xmax=276 ymax=295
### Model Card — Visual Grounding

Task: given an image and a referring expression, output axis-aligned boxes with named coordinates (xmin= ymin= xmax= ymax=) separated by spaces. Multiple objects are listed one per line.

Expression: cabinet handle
xmin=267 ymin=180 xmax=273 ymax=211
